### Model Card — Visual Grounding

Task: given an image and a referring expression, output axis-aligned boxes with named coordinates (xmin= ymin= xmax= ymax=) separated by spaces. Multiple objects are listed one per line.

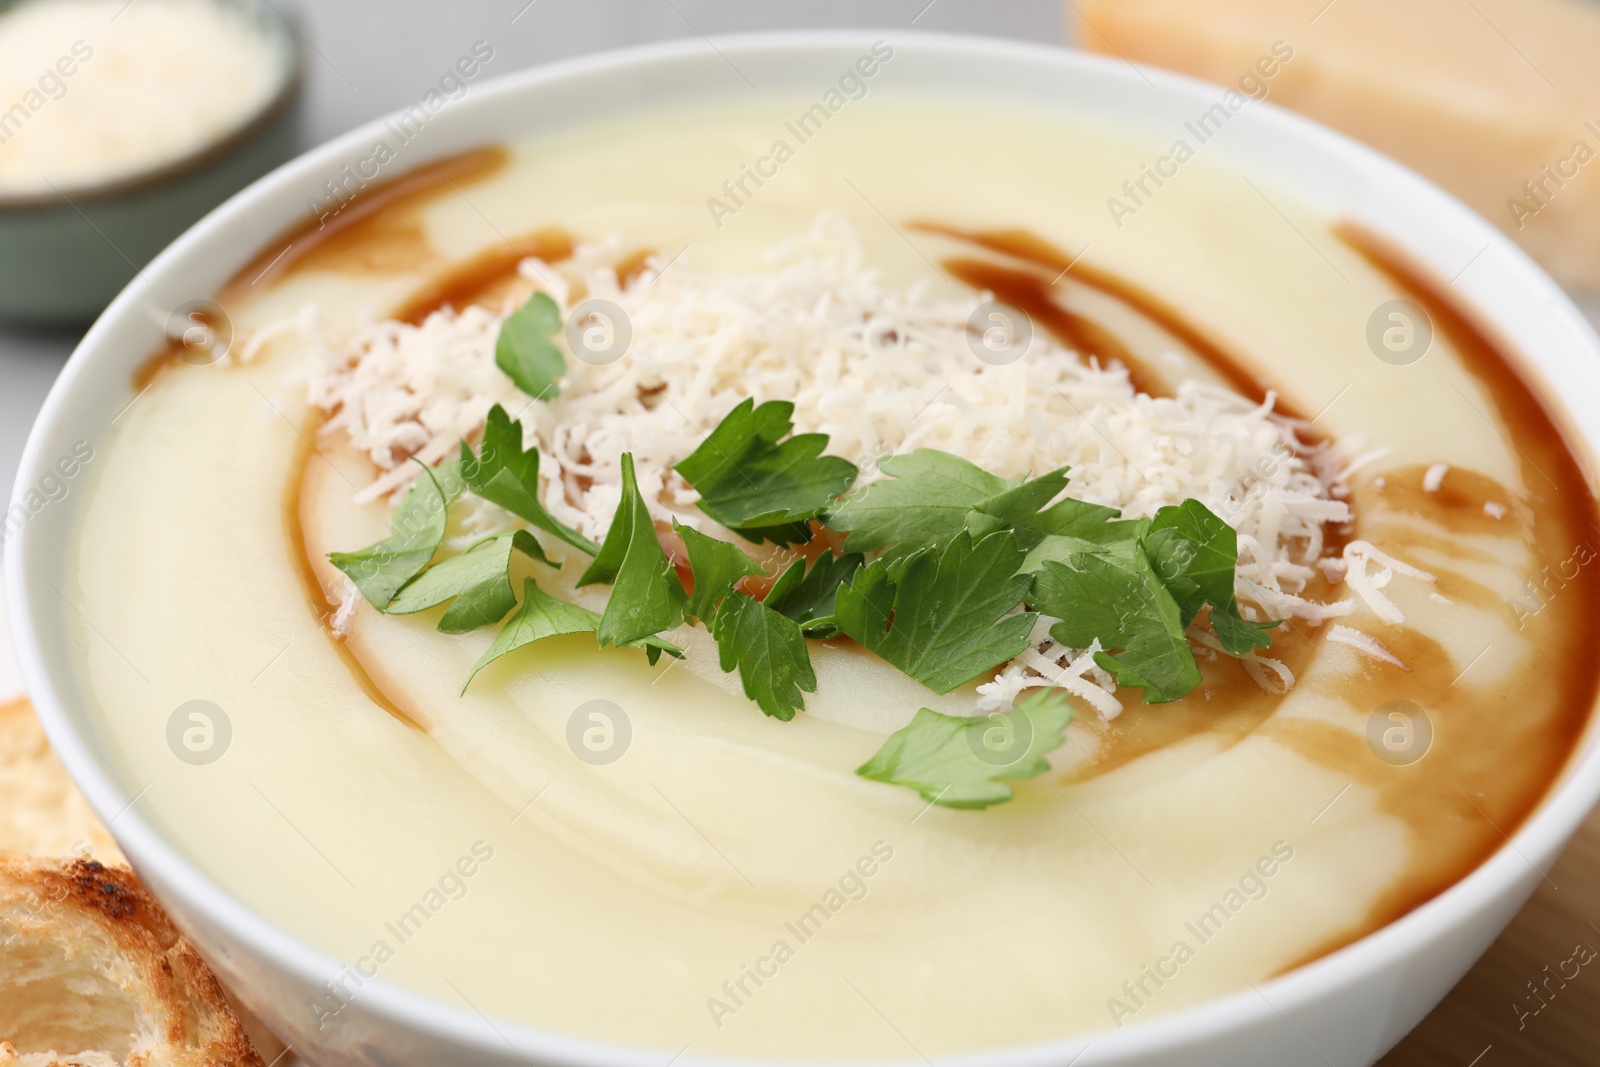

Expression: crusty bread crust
xmin=0 ymin=698 xmax=122 ymax=865
xmin=0 ymin=697 xmax=283 ymax=1065
xmin=0 ymin=837 xmax=267 ymax=1066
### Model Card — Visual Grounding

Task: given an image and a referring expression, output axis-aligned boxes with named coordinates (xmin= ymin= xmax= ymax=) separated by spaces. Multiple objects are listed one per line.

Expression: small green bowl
xmin=0 ymin=0 xmax=302 ymax=327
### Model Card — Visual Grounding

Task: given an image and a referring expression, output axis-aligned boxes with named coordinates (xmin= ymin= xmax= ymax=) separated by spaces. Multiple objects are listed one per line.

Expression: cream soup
xmin=71 ymin=94 xmax=1598 ymax=1057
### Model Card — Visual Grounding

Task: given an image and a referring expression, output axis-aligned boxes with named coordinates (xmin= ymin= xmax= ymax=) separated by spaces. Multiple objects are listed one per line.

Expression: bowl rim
xmin=0 ymin=0 xmax=303 ymax=212
xmin=9 ymin=26 xmax=1600 ymax=1066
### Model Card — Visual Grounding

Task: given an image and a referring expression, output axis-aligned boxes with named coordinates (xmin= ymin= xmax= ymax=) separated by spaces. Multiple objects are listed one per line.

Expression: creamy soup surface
xmin=69 ymin=92 xmax=1600 ymax=1057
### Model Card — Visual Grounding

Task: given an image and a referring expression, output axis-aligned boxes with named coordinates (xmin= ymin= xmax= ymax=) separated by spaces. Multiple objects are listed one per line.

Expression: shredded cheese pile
xmin=0 ymin=0 xmax=285 ymax=194
xmin=289 ymin=213 xmax=1390 ymax=718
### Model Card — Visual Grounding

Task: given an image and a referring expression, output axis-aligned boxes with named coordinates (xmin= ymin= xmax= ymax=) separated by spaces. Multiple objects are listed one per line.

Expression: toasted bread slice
xmin=0 ymin=854 xmax=268 ymax=1067
xmin=0 ymin=698 xmax=122 ymax=865
xmin=0 ymin=700 xmax=285 ymax=1064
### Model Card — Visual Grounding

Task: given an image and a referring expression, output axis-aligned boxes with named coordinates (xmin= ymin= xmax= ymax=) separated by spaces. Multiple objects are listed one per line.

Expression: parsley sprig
xmin=674 ymin=398 xmax=858 ymax=544
xmin=712 ymin=591 xmax=818 ymax=721
xmin=579 ymin=453 xmax=687 ymax=647
xmin=834 ymin=530 xmax=1036 ymax=694
xmin=1031 ymin=540 xmax=1202 ymax=702
xmin=763 ymin=552 xmax=862 ymax=638
xmin=828 ymin=451 xmax=1119 ymax=553
xmin=495 ymin=292 xmax=566 ymax=400
xmin=856 ymin=691 xmax=1074 ymax=809
xmin=463 ymin=578 xmax=682 ymax=693
xmin=387 ymin=530 xmax=551 ymax=633
xmin=1144 ymin=499 xmax=1279 ymax=654
xmin=460 ymin=405 xmax=597 ymax=556
xmin=331 ymin=379 xmax=1282 ymax=810
xmin=329 ymin=458 xmax=460 ymax=609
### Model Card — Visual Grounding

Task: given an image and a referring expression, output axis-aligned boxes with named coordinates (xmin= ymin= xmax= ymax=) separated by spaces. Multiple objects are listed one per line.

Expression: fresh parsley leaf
xmin=580 ymin=453 xmax=687 ymax=647
xmin=970 ymin=466 xmax=1123 ymax=549
xmin=831 ymin=451 xmax=1122 ymax=555
xmin=1031 ymin=543 xmax=1202 ymax=703
xmin=674 ymin=520 xmax=764 ymax=622
xmin=577 ymin=451 xmax=645 ymax=587
xmin=329 ymin=459 xmax=458 ymax=610
xmin=1019 ymin=520 xmax=1148 ymax=574
xmin=460 ymin=404 xmax=598 ymax=556
xmin=763 ymin=551 xmax=863 ymax=637
xmin=1142 ymin=500 xmax=1236 ymax=624
xmin=855 ymin=690 xmax=1074 ymax=810
xmin=835 ymin=530 xmax=1036 ymax=694
xmin=1142 ymin=498 xmax=1278 ymax=655
xmin=388 ymin=530 xmax=552 ymax=634
xmin=495 ymin=291 xmax=565 ymax=400
xmin=674 ymin=398 xmax=858 ymax=544
xmin=465 ymin=578 xmax=597 ymax=691
xmin=463 ymin=578 xmax=682 ymax=693
xmin=1212 ymin=609 xmax=1280 ymax=656
xmin=429 ymin=454 xmax=466 ymax=500
xmin=829 ymin=450 xmax=1008 ymax=552
xmin=710 ymin=590 xmax=817 ymax=721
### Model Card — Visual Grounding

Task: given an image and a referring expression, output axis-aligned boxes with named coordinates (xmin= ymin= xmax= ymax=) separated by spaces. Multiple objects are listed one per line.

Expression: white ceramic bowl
xmin=9 ymin=31 xmax=1600 ymax=1067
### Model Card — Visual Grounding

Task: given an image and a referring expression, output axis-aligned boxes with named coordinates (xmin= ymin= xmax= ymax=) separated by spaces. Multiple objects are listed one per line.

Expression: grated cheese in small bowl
xmin=0 ymin=0 xmax=290 ymax=196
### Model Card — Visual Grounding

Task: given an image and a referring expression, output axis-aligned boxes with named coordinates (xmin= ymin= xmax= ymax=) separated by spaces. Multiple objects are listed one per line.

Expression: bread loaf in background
xmin=1070 ymin=0 xmax=1600 ymax=292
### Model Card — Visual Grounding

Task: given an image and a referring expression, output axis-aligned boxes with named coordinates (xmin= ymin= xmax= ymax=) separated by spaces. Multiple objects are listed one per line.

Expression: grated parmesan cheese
xmin=1190 ymin=628 xmax=1295 ymax=693
xmin=0 ymin=0 xmax=286 ymax=194
xmin=1326 ymin=624 xmax=1409 ymax=670
xmin=1342 ymin=540 xmax=1436 ymax=626
xmin=328 ymin=577 xmax=359 ymax=639
xmin=306 ymin=302 xmax=522 ymax=504
xmin=977 ymin=621 xmax=1122 ymax=718
xmin=292 ymin=213 xmax=1358 ymax=715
